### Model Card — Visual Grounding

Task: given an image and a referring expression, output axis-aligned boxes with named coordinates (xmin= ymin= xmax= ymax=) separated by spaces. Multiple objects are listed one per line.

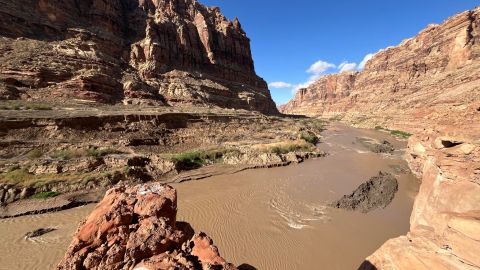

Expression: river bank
xmin=0 ymin=123 xmax=419 ymax=270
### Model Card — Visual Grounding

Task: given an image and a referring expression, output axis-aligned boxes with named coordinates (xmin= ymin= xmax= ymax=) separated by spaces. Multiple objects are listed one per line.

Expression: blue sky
xmin=201 ymin=0 xmax=479 ymax=105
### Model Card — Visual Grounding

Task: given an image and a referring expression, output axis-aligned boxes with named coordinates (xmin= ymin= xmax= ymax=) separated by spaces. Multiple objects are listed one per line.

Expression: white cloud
xmin=269 ymin=81 xmax=293 ymax=89
xmin=338 ymin=62 xmax=358 ymax=73
xmin=358 ymin=53 xmax=375 ymax=70
xmin=288 ymin=60 xmax=336 ymax=94
xmin=306 ymin=60 xmax=336 ymax=75
xmin=288 ymin=54 xmax=377 ymax=95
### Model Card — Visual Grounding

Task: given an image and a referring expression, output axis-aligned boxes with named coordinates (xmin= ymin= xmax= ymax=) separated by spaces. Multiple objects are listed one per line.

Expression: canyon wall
xmin=281 ymin=7 xmax=479 ymax=132
xmin=0 ymin=0 xmax=278 ymax=114
xmin=281 ymin=7 xmax=480 ymax=270
xmin=360 ymin=130 xmax=480 ymax=270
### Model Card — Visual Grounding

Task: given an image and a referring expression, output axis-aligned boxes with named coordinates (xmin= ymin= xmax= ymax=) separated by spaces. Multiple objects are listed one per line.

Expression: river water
xmin=0 ymin=124 xmax=419 ymax=270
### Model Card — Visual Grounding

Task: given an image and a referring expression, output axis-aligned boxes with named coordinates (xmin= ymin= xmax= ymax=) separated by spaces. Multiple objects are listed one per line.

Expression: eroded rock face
xmin=57 ymin=184 xmax=236 ymax=270
xmin=0 ymin=0 xmax=278 ymax=114
xmin=360 ymin=132 xmax=480 ymax=269
xmin=281 ymin=7 xmax=480 ymax=131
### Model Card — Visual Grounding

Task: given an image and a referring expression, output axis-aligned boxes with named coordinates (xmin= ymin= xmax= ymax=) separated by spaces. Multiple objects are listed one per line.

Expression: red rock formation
xmin=0 ymin=0 xmax=278 ymax=114
xmin=360 ymin=131 xmax=480 ymax=270
xmin=281 ymin=7 xmax=480 ymax=130
xmin=57 ymin=184 xmax=237 ymax=270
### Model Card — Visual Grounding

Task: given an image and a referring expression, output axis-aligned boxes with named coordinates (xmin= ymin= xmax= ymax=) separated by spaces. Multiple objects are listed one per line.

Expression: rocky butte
xmin=0 ymin=0 xmax=278 ymax=114
xmin=283 ymin=7 xmax=480 ymax=270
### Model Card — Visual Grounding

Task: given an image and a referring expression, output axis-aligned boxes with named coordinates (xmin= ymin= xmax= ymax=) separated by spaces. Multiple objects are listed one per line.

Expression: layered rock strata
xmin=57 ymin=183 xmax=237 ymax=270
xmin=0 ymin=110 xmax=324 ymax=207
xmin=281 ymin=7 xmax=480 ymax=131
xmin=360 ymin=132 xmax=480 ymax=269
xmin=0 ymin=0 xmax=278 ymax=114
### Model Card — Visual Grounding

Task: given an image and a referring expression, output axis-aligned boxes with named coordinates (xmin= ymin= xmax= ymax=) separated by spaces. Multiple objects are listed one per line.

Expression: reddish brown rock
xmin=0 ymin=0 xmax=278 ymax=114
xmin=57 ymin=184 xmax=236 ymax=270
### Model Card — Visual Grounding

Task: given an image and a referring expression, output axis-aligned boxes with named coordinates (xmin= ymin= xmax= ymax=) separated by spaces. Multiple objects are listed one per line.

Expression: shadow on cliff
xmin=357 ymin=260 xmax=377 ymax=270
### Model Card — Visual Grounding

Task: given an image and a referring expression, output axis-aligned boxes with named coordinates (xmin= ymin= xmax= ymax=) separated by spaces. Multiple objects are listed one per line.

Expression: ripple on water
xmin=269 ymin=183 xmax=330 ymax=230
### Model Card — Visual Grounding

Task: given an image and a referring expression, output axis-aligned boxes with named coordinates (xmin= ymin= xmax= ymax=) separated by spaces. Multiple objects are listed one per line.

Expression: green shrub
xmin=51 ymin=149 xmax=75 ymax=160
xmin=270 ymin=143 xmax=310 ymax=155
xmin=172 ymin=151 xmax=204 ymax=169
xmin=390 ymin=130 xmax=412 ymax=139
xmin=171 ymin=149 xmax=226 ymax=170
xmin=30 ymin=191 xmax=60 ymax=199
xmin=300 ymin=133 xmax=319 ymax=145
xmin=375 ymin=126 xmax=412 ymax=139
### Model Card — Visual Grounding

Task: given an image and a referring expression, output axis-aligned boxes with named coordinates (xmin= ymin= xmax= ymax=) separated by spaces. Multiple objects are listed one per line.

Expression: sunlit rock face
xmin=282 ymin=7 xmax=480 ymax=270
xmin=281 ymin=7 xmax=480 ymax=133
xmin=57 ymin=184 xmax=237 ymax=270
xmin=0 ymin=0 xmax=278 ymax=114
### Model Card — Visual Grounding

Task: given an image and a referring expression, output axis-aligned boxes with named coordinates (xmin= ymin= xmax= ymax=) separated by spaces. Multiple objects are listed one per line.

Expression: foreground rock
xmin=0 ymin=0 xmax=278 ymax=114
xmin=330 ymin=172 xmax=398 ymax=213
xmin=360 ymin=132 xmax=480 ymax=269
xmin=57 ymin=184 xmax=236 ymax=270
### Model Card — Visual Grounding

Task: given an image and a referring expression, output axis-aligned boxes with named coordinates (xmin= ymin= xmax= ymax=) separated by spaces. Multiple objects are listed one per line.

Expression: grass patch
xmin=0 ymin=168 xmax=31 ymax=183
xmin=50 ymin=147 xmax=120 ymax=160
xmin=0 ymin=168 xmax=125 ymax=188
xmin=50 ymin=149 xmax=78 ymax=160
xmin=300 ymin=133 xmax=319 ymax=145
xmin=171 ymin=149 xmax=227 ymax=170
xmin=30 ymin=191 xmax=60 ymax=199
xmin=269 ymin=141 xmax=312 ymax=155
xmin=0 ymin=101 xmax=52 ymax=111
xmin=27 ymin=149 xmax=43 ymax=159
xmin=375 ymin=126 xmax=412 ymax=139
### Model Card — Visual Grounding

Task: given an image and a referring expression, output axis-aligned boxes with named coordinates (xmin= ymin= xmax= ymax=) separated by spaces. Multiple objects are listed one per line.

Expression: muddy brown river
xmin=0 ymin=124 xmax=419 ymax=270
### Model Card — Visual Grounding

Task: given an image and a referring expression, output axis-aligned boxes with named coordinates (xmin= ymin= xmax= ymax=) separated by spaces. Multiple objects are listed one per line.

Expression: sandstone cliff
xmin=281 ymin=7 xmax=480 ymax=270
xmin=0 ymin=0 xmax=278 ymax=114
xmin=360 ymin=130 xmax=480 ymax=270
xmin=57 ymin=184 xmax=237 ymax=270
xmin=281 ymin=7 xmax=479 ymax=131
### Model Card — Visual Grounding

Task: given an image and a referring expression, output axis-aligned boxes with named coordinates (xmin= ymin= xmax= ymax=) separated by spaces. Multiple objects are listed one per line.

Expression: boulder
xmin=57 ymin=184 xmax=236 ymax=270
